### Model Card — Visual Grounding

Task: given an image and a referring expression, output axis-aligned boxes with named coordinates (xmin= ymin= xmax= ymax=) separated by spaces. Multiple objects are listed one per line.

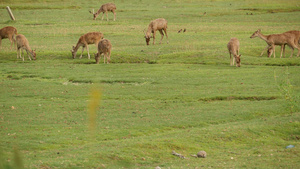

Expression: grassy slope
xmin=0 ymin=0 xmax=299 ymax=168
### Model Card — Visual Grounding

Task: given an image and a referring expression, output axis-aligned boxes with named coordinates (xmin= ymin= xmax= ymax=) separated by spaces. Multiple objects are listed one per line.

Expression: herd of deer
xmin=228 ymin=29 xmax=300 ymax=67
xmin=0 ymin=2 xmax=299 ymax=66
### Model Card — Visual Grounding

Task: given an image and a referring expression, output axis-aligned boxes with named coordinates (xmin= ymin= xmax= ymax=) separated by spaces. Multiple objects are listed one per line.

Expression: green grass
xmin=0 ymin=0 xmax=300 ymax=168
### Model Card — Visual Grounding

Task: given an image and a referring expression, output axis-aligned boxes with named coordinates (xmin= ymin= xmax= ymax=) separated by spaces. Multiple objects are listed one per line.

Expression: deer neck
xmin=73 ymin=42 xmax=82 ymax=52
xmin=146 ymin=27 xmax=152 ymax=37
xmin=257 ymin=32 xmax=269 ymax=43
xmin=26 ymin=46 xmax=35 ymax=57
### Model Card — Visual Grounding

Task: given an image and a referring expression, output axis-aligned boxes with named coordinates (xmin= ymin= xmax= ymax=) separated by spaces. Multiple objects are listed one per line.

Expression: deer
xmin=89 ymin=3 xmax=116 ymax=21
xmin=0 ymin=26 xmax=18 ymax=49
xmin=94 ymin=39 xmax=112 ymax=64
xmin=259 ymin=30 xmax=300 ymax=58
xmin=275 ymin=30 xmax=300 ymax=58
xmin=71 ymin=32 xmax=104 ymax=59
xmin=250 ymin=29 xmax=300 ymax=58
xmin=16 ymin=34 xmax=36 ymax=61
xmin=227 ymin=38 xmax=241 ymax=67
xmin=144 ymin=18 xmax=169 ymax=45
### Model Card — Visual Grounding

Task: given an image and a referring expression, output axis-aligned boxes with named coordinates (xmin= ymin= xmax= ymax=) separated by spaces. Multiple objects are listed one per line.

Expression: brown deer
xmin=71 ymin=32 xmax=104 ymax=59
xmin=0 ymin=26 xmax=17 ymax=49
xmin=16 ymin=34 xmax=36 ymax=61
xmin=144 ymin=18 xmax=168 ymax=45
xmin=276 ymin=30 xmax=300 ymax=58
xmin=259 ymin=30 xmax=300 ymax=58
xmin=89 ymin=3 xmax=116 ymax=21
xmin=227 ymin=38 xmax=241 ymax=67
xmin=250 ymin=29 xmax=300 ymax=58
xmin=94 ymin=39 xmax=112 ymax=64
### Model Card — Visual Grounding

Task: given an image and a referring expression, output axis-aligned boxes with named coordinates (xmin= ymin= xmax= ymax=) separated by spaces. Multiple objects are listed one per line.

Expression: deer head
xmin=32 ymin=49 xmax=36 ymax=60
xmin=144 ymin=30 xmax=152 ymax=45
xmin=250 ymin=29 xmax=261 ymax=38
xmin=94 ymin=53 xmax=100 ymax=64
xmin=235 ymin=54 xmax=241 ymax=67
xmin=267 ymin=46 xmax=273 ymax=58
xmin=89 ymin=9 xmax=97 ymax=20
xmin=71 ymin=46 xmax=76 ymax=59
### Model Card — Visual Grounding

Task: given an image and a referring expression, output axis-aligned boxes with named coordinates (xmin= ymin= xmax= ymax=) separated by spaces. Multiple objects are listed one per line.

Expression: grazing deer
xmin=227 ymin=38 xmax=241 ymax=67
xmin=94 ymin=39 xmax=112 ymax=64
xmin=71 ymin=32 xmax=104 ymax=59
xmin=144 ymin=18 xmax=168 ymax=45
xmin=89 ymin=3 xmax=116 ymax=21
xmin=16 ymin=34 xmax=36 ymax=61
xmin=250 ymin=29 xmax=300 ymax=58
xmin=0 ymin=26 xmax=17 ymax=49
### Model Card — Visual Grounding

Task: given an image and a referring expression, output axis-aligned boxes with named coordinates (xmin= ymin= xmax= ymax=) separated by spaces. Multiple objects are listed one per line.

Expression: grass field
xmin=0 ymin=0 xmax=300 ymax=168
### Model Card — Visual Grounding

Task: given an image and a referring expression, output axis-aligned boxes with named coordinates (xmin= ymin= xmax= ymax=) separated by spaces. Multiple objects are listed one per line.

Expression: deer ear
xmin=258 ymin=29 xmax=261 ymax=32
xmin=239 ymin=54 xmax=242 ymax=57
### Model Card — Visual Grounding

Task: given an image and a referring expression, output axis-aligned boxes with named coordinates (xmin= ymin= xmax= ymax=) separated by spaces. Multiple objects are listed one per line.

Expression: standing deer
xmin=258 ymin=30 xmax=300 ymax=58
xmin=94 ymin=39 xmax=112 ymax=64
xmin=227 ymin=38 xmax=241 ymax=67
xmin=0 ymin=26 xmax=18 ymax=49
xmin=274 ymin=30 xmax=300 ymax=58
xmin=144 ymin=18 xmax=169 ymax=45
xmin=16 ymin=34 xmax=36 ymax=61
xmin=71 ymin=32 xmax=104 ymax=59
xmin=250 ymin=29 xmax=300 ymax=58
xmin=89 ymin=3 xmax=116 ymax=21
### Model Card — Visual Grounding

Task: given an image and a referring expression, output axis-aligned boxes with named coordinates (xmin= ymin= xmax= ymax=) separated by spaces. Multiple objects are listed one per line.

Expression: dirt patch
xmin=239 ymin=8 xmax=300 ymax=13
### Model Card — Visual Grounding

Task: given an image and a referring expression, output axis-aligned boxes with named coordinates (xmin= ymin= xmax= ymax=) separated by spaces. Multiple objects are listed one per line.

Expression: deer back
xmin=0 ymin=26 xmax=17 ymax=38
xmin=83 ymin=32 xmax=104 ymax=45
xmin=16 ymin=34 xmax=30 ymax=49
xmin=284 ymin=30 xmax=300 ymax=45
xmin=227 ymin=38 xmax=239 ymax=55
xmin=99 ymin=3 xmax=116 ymax=12
xmin=98 ymin=39 xmax=112 ymax=53
xmin=151 ymin=18 xmax=168 ymax=30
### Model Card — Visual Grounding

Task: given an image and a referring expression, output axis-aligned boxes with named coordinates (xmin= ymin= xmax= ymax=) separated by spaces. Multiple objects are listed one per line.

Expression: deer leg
xmin=13 ymin=35 xmax=16 ymax=49
xmin=86 ymin=45 xmax=90 ymax=59
xmin=0 ymin=38 xmax=2 ymax=48
xmin=159 ymin=30 xmax=164 ymax=44
xmin=113 ymin=11 xmax=116 ymax=21
xmin=26 ymin=50 xmax=32 ymax=61
xmin=289 ymin=47 xmax=294 ymax=58
xmin=17 ymin=48 xmax=19 ymax=59
xmin=101 ymin=12 xmax=105 ymax=20
xmin=293 ymin=43 xmax=300 ymax=57
xmin=104 ymin=53 xmax=107 ymax=64
xmin=271 ymin=45 xmax=276 ymax=58
xmin=106 ymin=12 xmax=109 ymax=21
xmin=153 ymin=32 xmax=156 ymax=45
xmin=19 ymin=49 xmax=22 ymax=60
xmin=80 ymin=46 xmax=85 ymax=59
xmin=21 ymin=49 xmax=25 ymax=61
xmin=233 ymin=56 xmax=236 ymax=66
xmin=95 ymin=53 xmax=99 ymax=64
xmin=163 ymin=28 xmax=169 ymax=44
xmin=229 ymin=53 xmax=232 ymax=66
xmin=108 ymin=51 xmax=111 ymax=63
xmin=260 ymin=45 xmax=269 ymax=56
xmin=9 ymin=37 xmax=13 ymax=49
xmin=280 ymin=44 xmax=285 ymax=58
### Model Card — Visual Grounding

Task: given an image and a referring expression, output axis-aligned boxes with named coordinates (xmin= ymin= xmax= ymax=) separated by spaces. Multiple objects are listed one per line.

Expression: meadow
xmin=0 ymin=0 xmax=299 ymax=168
